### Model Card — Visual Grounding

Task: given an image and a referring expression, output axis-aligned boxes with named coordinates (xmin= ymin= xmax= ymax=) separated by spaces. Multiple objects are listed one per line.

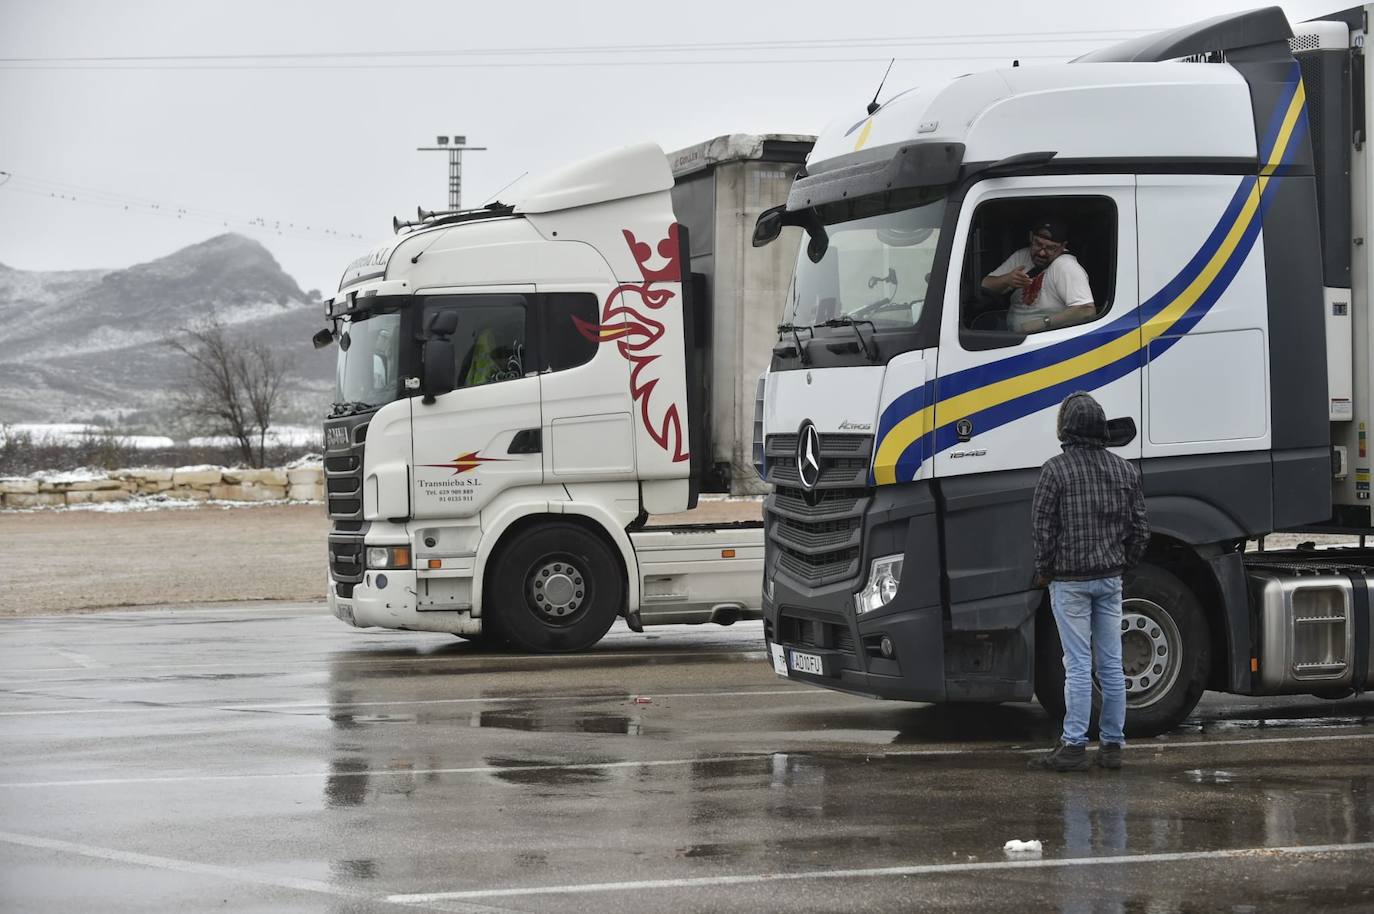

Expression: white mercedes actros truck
xmin=318 ymin=135 xmax=810 ymax=651
xmin=754 ymin=7 xmax=1374 ymax=733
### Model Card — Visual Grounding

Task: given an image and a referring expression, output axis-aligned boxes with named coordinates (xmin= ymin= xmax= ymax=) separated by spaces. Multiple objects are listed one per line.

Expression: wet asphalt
xmin=1 ymin=604 xmax=1372 ymax=913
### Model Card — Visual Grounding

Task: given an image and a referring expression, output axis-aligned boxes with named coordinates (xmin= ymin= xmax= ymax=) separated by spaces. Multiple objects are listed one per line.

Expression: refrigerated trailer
xmin=754 ymin=7 xmax=1373 ymax=733
xmin=319 ymin=134 xmax=810 ymax=650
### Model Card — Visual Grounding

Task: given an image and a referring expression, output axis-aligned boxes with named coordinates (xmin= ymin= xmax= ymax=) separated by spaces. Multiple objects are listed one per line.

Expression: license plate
xmin=788 ymin=649 xmax=824 ymax=676
xmin=769 ymin=643 xmax=788 ymax=676
xmin=335 ymin=601 xmax=355 ymax=625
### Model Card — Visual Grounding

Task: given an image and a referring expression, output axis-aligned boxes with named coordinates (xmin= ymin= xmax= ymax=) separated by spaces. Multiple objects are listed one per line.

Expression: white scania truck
xmin=754 ymin=7 xmax=1373 ymax=733
xmin=319 ymin=135 xmax=810 ymax=650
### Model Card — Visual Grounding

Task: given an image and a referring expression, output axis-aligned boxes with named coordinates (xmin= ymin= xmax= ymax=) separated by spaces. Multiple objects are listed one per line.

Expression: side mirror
xmin=312 ymin=328 xmax=335 ymax=350
xmin=1105 ymin=416 xmax=1137 ymax=448
xmin=421 ymin=339 xmax=457 ymax=405
xmin=753 ymin=205 xmax=785 ymax=248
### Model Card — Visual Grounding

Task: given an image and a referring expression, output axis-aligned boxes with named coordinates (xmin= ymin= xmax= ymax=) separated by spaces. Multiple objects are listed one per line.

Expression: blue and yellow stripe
xmin=872 ymin=67 xmax=1309 ymax=486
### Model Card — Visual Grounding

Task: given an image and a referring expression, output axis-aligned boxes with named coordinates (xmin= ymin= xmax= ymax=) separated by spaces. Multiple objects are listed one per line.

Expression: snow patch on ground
xmin=1 ymin=424 xmax=175 ymax=449
xmin=4 ymin=494 xmax=301 ymax=514
xmin=28 ymin=467 xmax=115 ymax=484
xmin=187 ymin=425 xmax=321 ymax=448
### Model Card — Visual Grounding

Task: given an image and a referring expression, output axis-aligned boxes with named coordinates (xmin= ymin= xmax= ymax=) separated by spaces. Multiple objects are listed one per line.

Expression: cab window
xmin=541 ymin=292 xmax=600 ymax=372
xmin=959 ymin=196 xmax=1117 ymax=346
xmin=423 ymin=295 xmax=529 ymax=389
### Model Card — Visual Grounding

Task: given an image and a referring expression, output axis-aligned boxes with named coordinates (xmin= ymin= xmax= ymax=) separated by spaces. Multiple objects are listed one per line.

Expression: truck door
xmin=933 ymin=175 xmax=1141 ymax=610
xmin=410 ymin=288 xmax=544 ymax=520
xmin=535 ymin=286 xmax=636 ymax=482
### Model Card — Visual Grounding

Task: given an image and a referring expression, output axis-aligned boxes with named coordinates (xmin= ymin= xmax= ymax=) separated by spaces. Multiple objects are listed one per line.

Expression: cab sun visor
xmin=786 ymin=141 xmax=965 ymax=213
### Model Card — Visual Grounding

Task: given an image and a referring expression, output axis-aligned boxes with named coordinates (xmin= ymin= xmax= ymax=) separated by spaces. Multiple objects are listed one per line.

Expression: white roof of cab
xmin=807 ymin=62 xmax=1257 ymax=167
xmin=507 ymin=142 xmax=672 ymax=214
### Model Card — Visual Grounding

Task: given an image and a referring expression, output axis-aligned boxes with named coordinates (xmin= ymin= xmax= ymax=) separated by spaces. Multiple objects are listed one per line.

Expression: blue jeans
xmin=1050 ymin=576 xmax=1126 ymax=746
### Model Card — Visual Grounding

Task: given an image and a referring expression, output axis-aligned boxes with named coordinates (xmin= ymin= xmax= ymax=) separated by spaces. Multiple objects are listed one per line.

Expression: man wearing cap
xmin=981 ymin=218 xmax=1096 ymax=334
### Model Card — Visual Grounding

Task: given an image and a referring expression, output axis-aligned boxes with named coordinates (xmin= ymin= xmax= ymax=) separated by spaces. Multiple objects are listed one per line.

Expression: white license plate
xmin=335 ymin=602 xmax=355 ymax=626
xmin=769 ymin=643 xmax=788 ymax=676
xmin=788 ymin=650 xmax=824 ymax=676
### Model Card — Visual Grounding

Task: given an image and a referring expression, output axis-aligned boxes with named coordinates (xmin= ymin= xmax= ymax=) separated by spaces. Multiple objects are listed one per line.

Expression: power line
xmin=0 ymin=53 xmax=1095 ymax=71
xmin=0 ymin=171 xmax=370 ymax=244
xmin=0 ymin=28 xmax=1156 ymax=64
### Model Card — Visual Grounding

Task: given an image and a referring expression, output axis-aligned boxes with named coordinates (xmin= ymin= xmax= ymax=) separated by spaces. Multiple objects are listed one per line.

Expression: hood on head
xmin=1057 ymin=391 xmax=1108 ymax=447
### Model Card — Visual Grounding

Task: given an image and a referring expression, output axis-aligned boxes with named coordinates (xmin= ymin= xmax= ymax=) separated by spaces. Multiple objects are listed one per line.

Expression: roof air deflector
xmin=1073 ymin=7 xmax=1293 ymax=63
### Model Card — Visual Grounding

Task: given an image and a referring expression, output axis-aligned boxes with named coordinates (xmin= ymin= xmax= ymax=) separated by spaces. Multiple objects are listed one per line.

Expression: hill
xmin=0 ymin=235 xmax=334 ymax=425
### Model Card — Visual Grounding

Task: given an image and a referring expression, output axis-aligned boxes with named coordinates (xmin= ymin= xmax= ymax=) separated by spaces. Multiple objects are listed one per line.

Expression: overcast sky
xmin=0 ymin=0 xmax=1341 ymax=294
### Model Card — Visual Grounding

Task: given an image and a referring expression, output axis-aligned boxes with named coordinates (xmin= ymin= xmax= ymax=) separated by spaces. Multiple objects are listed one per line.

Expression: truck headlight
xmin=366 ymin=545 xmax=412 ymax=569
xmin=854 ymin=554 xmax=903 ymax=615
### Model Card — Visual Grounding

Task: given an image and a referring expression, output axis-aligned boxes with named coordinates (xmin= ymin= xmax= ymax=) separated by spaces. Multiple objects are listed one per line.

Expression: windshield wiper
xmin=775 ymin=322 xmax=815 ymax=365
xmin=329 ymin=401 xmax=376 ymax=418
xmin=817 ymin=317 xmax=878 ymax=362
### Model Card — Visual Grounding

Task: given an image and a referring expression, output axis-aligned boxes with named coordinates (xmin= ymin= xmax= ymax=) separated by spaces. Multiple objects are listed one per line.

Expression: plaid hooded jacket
xmin=1031 ymin=392 xmax=1150 ymax=581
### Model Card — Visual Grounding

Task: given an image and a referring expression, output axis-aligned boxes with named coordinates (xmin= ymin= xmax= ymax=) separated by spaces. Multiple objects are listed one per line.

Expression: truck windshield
xmin=334 ymin=309 xmax=402 ymax=415
xmin=784 ymin=194 xmax=947 ymax=329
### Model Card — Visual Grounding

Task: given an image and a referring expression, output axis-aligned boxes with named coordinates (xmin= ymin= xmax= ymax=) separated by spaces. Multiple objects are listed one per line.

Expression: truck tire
xmin=1033 ymin=563 xmax=1210 ymax=738
xmin=485 ymin=522 xmax=623 ymax=653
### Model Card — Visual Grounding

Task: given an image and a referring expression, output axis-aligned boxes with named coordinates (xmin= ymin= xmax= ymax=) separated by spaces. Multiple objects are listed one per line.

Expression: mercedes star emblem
xmin=797 ymin=421 xmax=822 ymax=491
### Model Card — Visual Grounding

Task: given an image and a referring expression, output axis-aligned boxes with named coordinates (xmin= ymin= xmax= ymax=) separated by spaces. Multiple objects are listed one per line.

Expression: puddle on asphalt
xmin=1184 ymin=768 xmax=1245 ymax=785
xmin=325 ymin=646 xmax=763 ymax=685
xmin=470 ymin=708 xmax=642 ymax=735
xmin=483 ymin=755 xmax=612 ymax=786
xmin=783 ymin=702 xmax=1056 ymax=747
xmin=1193 ymin=715 xmax=1374 ymax=732
xmin=331 ymin=858 xmax=379 ymax=880
xmin=329 ymin=713 xmax=417 ymax=726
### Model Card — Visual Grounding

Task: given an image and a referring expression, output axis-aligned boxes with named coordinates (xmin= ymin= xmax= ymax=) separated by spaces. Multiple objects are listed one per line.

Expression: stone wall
xmin=0 ymin=465 xmax=324 ymax=509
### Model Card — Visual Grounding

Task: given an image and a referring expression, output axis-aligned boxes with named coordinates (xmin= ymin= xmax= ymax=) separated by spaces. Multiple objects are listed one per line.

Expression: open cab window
xmin=958 ymin=196 xmax=1117 ymax=348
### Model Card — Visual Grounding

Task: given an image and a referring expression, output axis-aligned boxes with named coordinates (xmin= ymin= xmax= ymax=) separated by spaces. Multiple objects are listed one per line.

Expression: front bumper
xmin=764 ymin=579 xmax=949 ymax=702
xmin=327 ymin=570 xmax=482 ymax=636
xmin=763 ymin=479 xmax=1034 ymax=703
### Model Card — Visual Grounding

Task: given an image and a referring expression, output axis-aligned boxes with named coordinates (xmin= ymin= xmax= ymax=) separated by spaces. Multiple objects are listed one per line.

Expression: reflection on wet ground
xmin=3 ymin=608 xmax=1373 ymax=913
xmin=473 ymin=709 xmax=643 ymax=735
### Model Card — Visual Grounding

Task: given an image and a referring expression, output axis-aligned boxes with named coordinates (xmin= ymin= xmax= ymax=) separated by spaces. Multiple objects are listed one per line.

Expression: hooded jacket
xmin=1031 ymin=392 xmax=1150 ymax=580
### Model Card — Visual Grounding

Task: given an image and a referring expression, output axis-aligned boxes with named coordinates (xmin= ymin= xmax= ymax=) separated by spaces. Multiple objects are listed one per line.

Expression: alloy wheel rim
xmin=1119 ymin=597 xmax=1182 ymax=709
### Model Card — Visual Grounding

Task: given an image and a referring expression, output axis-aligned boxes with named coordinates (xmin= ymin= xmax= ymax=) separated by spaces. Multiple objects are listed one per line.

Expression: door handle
xmin=508 ymin=429 xmax=542 ymax=454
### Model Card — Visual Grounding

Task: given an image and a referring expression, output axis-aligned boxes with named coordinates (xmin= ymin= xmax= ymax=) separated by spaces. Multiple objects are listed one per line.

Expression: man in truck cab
xmin=1027 ymin=392 xmax=1150 ymax=772
xmin=980 ymin=218 xmax=1096 ymax=334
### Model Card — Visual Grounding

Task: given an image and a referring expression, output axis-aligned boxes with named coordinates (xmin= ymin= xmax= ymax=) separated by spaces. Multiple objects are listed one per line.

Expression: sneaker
xmin=1026 ymin=740 xmax=1090 ymax=772
xmin=1096 ymin=742 xmax=1123 ymax=770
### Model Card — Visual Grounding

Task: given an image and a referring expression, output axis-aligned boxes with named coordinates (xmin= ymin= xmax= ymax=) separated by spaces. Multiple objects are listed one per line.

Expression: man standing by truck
xmin=1027 ymin=392 xmax=1149 ymax=772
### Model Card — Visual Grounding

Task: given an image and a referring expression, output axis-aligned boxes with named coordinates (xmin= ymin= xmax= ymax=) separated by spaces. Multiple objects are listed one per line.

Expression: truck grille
xmin=324 ymin=420 xmax=367 ymax=521
xmin=777 ymin=611 xmax=856 ymax=656
xmin=328 ymin=535 xmax=365 ymax=584
xmin=325 ymin=416 xmax=370 ymax=585
xmin=764 ymin=433 xmax=872 ymax=587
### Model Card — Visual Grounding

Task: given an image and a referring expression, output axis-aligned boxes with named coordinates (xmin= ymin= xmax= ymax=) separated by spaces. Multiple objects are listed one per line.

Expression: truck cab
xmin=757 ymin=8 xmax=1373 ymax=733
xmin=321 ymin=135 xmax=811 ymax=650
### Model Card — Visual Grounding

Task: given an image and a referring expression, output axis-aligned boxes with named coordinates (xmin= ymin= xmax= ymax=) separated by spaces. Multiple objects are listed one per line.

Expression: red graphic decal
xmin=573 ymin=225 xmax=689 ymax=463
xmin=422 ymin=451 xmax=509 ymax=476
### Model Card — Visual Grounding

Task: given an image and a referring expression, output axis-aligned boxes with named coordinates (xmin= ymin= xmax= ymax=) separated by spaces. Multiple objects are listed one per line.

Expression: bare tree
xmin=169 ymin=317 xmax=289 ymax=468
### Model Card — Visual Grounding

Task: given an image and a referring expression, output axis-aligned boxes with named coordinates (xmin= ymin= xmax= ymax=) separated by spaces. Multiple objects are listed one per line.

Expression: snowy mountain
xmin=0 ymin=235 xmax=335 ymax=425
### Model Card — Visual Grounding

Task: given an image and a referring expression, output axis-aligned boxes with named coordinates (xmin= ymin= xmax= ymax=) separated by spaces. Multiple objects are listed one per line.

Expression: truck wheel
xmin=486 ymin=523 xmax=622 ymax=653
xmin=1033 ymin=564 xmax=1210 ymax=737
